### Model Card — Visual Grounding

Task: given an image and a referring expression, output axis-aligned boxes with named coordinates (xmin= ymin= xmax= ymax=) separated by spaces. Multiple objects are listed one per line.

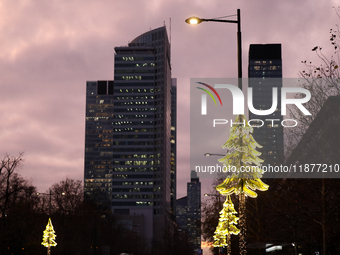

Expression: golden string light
xmin=214 ymin=115 xmax=269 ymax=254
xmin=41 ymin=218 xmax=57 ymax=255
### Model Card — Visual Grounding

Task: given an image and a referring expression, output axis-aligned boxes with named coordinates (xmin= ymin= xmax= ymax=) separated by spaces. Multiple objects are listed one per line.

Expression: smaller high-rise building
xmin=176 ymin=171 xmax=201 ymax=251
xmin=187 ymin=171 xmax=201 ymax=250
xmin=248 ymin=44 xmax=284 ymax=165
xmin=175 ymin=197 xmax=187 ymax=231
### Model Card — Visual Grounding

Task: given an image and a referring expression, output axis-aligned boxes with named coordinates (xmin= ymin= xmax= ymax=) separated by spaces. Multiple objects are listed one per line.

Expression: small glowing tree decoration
xmin=41 ymin=218 xmax=57 ymax=255
xmin=215 ymin=115 xmax=269 ymax=255
xmin=213 ymin=195 xmax=240 ymax=255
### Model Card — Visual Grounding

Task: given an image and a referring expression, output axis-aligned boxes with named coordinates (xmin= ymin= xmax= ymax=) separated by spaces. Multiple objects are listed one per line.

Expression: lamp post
xmin=187 ymin=11 xmax=246 ymax=254
xmin=185 ymin=9 xmax=242 ymax=89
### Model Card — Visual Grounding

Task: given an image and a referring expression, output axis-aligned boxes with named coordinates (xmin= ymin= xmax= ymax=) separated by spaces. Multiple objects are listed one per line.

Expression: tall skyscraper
xmin=176 ymin=171 xmax=201 ymax=251
xmin=84 ymin=26 xmax=172 ymax=244
xmin=248 ymin=44 xmax=284 ymax=165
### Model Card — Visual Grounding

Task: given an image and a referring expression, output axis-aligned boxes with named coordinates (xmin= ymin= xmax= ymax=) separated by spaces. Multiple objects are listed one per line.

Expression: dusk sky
xmin=1 ymin=0 xmax=339 ymax=200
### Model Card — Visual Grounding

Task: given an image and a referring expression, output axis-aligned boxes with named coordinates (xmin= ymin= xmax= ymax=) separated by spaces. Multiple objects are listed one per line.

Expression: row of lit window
xmin=89 ymin=161 xmax=112 ymax=165
xmin=84 ymin=183 xmax=104 ymax=187
xmin=112 ymin=148 xmax=156 ymax=152
xmin=113 ymin=194 xmax=153 ymax=199
xmin=115 ymin=114 xmax=154 ymax=119
xmin=113 ymin=181 xmax=153 ymax=185
xmin=114 ymin=154 xmax=156 ymax=159
xmin=87 ymin=104 xmax=113 ymax=108
xmin=253 ymin=60 xmax=279 ymax=65
xmin=99 ymin=152 xmax=113 ymax=156
xmin=87 ymin=110 xmax=113 ymax=115
xmin=114 ymin=107 xmax=157 ymax=113
xmin=86 ymin=167 xmax=155 ymax=173
xmin=113 ymin=167 xmax=156 ymax=172
xmin=116 ymin=88 xmax=160 ymax=93
xmin=249 ymin=71 xmax=282 ymax=76
xmin=115 ymin=96 xmax=154 ymax=100
xmin=94 ymin=143 xmax=112 ymax=147
xmin=91 ymin=141 xmax=157 ymax=147
xmin=85 ymin=179 xmax=111 ymax=183
xmin=112 ymin=134 xmax=154 ymax=139
xmin=112 ymin=188 xmax=153 ymax=192
xmin=115 ymin=56 xmax=154 ymax=61
xmin=113 ymin=83 xmax=155 ymax=88
xmin=88 ymin=113 xmax=114 ymax=118
xmin=115 ymin=62 xmax=156 ymax=68
xmin=91 ymin=165 xmax=111 ymax=169
xmin=114 ymin=142 xmax=163 ymax=147
xmin=97 ymin=135 xmax=112 ymax=139
xmin=114 ymin=102 xmax=153 ymax=106
xmin=114 ymin=120 xmax=154 ymax=125
xmin=112 ymin=174 xmax=153 ymax=179
xmin=115 ymin=76 xmax=155 ymax=81
xmin=251 ymin=65 xmax=281 ymax=71
xmin=126 ymin=160 xmax=160 ymax=166
xmin=86 ymin=117 xmax=110 ymax=121
xmin=112 ymin=201 xmax=153 ymax=206
xmin=113 ymin=160 xmax=156 ymax=165
xmin=115 ymin=69 xmax=155 ymax=74
xmin=114 ymin=128 xmax=154 ymax=132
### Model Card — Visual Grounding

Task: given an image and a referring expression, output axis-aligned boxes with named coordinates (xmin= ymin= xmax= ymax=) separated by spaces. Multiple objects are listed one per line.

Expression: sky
xmin=1 ymin=0 xmax=339 ymax=209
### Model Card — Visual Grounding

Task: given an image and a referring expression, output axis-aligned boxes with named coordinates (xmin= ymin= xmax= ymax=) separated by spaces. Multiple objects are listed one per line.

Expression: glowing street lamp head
xmin=185 ymin=16 xmax=202 ymax=25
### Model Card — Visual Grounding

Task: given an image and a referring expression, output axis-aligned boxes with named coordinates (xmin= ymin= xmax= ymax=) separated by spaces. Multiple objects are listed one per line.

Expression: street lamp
xmin=204 ymin=153 xmax=225 ymax=157
xmin=37 ymin=190 xmax=65 ymax=216
xmin=185 ymin=9 xmax=242 ymax=89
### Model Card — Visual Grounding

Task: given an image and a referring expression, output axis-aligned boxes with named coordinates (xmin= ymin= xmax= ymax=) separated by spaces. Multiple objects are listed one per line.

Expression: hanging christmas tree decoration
xmin=216 ymin=115 xmax=269 ymax=198
xmin=41 ymin=218 xmax=57 ymax=255
xmin=213 ymin=195 xmax=240 ymax=255
xmin=214 ymin=115 xmax=269 ymax=255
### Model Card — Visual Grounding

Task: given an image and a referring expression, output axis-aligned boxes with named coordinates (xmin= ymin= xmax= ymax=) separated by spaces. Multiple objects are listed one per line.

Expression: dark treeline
xmin=0 ymin=154 xmax=193 ymax=255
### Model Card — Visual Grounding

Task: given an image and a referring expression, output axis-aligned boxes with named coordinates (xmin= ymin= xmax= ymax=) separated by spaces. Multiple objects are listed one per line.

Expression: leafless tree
xmin=285 ymin=7 xmax=340 ymax=159
xmin=49 ymin=178 xmax=83 ymax=215
xmin=0 ymin=152 xmax=25 ymax=218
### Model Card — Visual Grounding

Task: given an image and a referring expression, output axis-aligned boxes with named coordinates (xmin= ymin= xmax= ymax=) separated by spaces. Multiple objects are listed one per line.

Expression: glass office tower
xmin=84 ymin=26 xmax=172 ymax=244
xmin=248 ymin=44 xmax=284 ymax=165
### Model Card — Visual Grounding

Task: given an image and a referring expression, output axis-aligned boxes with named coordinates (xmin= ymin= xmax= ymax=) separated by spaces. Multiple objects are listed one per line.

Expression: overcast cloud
xmin=0 ymin=0 xmax=339 ymax=198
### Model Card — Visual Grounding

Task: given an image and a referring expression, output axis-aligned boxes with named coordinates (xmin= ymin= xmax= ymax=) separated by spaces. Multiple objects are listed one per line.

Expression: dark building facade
xmin=175 ymin=196 xmax=187 ymax=231
xmin=171 ymin=78 xmax=177 ymax=218
xmin=286 ymin=96 xmax=340 ymax=170
xmin=176 ymin=171 xmax=201 ymax=251
xmin=248 ymin=44 xmax=284 ymax=165
xmin=84 ymin=26 xmax=173 ymax=244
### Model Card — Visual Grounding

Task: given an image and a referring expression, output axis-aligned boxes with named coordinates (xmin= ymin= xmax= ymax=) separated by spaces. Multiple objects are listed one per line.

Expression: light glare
xmin=190 ymin=18 xmax=198 ymax=25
